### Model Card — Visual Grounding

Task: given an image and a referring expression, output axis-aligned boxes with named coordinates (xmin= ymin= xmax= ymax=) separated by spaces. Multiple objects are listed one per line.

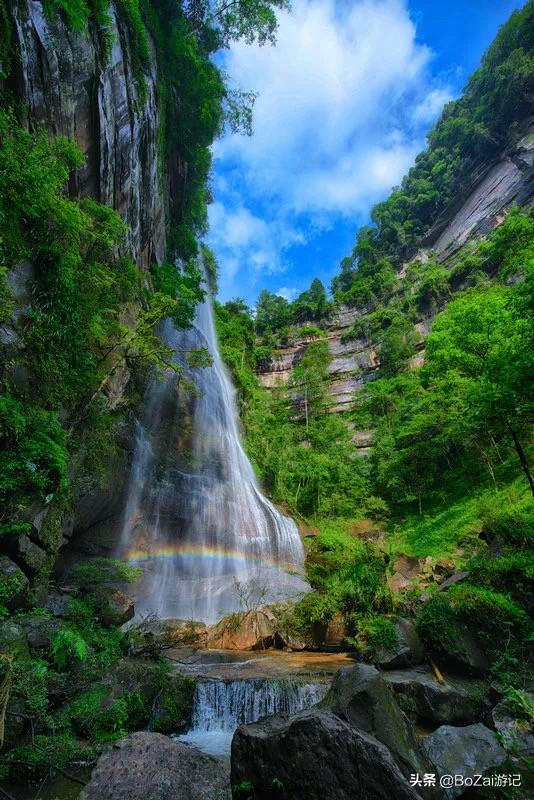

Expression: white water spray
xmin=118 ymin=284 xmax=307 ymax=622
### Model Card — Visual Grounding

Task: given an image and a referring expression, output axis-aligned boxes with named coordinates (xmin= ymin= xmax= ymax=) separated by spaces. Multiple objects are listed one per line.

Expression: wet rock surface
xmin=232 ymin=711 xmax=423 ymax=800
xmin=231 ymin=663 xmax=433 ymax=800
xmin=423 ymin=723 xmax=507 ymax=799
xmin=383 ymin=666 xmax=490 ymax=726
xmin=81 ymin=732 xmax=230 ymax=800
xmin=376 ymin=618 xmax=425 ymax=669
xmin=321 ymin=664 xmax=432 ymax=780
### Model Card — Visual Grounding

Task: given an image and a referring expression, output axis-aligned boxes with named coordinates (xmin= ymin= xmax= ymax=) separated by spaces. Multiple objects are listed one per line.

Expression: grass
xmin=386 ymin=478 xmax=532 ymax=562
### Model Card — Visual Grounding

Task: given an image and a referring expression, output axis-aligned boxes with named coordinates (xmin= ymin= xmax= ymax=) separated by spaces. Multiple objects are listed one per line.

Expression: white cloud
xmin=209 ymin=0 xmax=452 ymax=298
xmin=413 ymin=87 xmax=453 ymax=124
xmin=208 ymin=201 xmax=306 ymax=298
xmin=276 ymin=286 xmax=299 ymax=302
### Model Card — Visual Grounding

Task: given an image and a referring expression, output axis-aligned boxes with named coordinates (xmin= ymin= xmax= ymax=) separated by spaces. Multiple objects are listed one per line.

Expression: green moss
xmin=0 ymin=561 xmax=26 ymax=605
xmin=416 ymin=584 xmax=533 ymax=682
xmin=349 ymin=614 xmax=398 ymax=660
xmin=152 ymin=675 xmax=196 ymax=733
xmin=69 ymin=557 xmax=142 ymax=586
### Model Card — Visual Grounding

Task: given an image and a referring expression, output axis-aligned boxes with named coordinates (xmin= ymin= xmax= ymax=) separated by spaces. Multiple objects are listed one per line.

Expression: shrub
xmin=152 ymin=675 xmax=196 ymax=733
xmin=478 ymin=493 xmax=534 ymax=547
xmin=416 ymin=584 xmax=533 ymax=679
xmin=0 ymin=395 xmax=67 ymax=533
xmin=67 ymin=687 xmax=148 ymax=741
xmin=348 ymin=613 xmax=398 ymax=660
xmin=468 ymin=550 xmax=534 ymax=604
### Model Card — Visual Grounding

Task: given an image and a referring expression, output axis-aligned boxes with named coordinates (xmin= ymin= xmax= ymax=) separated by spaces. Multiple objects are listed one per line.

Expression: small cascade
xmin=178 ymin=678 xmax=328 ymax=757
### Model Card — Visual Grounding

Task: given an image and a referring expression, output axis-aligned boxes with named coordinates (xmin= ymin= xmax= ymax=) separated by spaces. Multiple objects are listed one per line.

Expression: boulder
xmin=433 ymin=559 xmax=456 ymax=578
xmin=208 ymin=609 xmax=278 ymax=650
xmin=45 ymin=591 xmax=73 ymax=617
xmin=81 ymin=732 xmax=229 ymax=800
xmin=139 ymin=617 xmax=208 ymax=650
xmin=437 ymin=629 xmax=490 ymax=677
xmin=311 ymin=611 xmax=348 ymax=650
xmin=0 ymin=556 xmax=30 ymax=609
xmin=491 ymin=699 xmax=534 ymax=756
xmin=19 ymin=615 xmax=62 ymax=650
xmin=231 ymin=711 xmax=423 ymax=800
xmin=322 ymin=664 xmax=431 ymax=780
xmin=10 ymin=534 xmax=48 ymax=576
xmin=0 ymin=620 xmax=29 ymax=658
xmin=93 ymin=587 xmax=134 ymax=627
xmin=388 ymin=555 xmax=421 ymax=592
xmin=376 ymin=618 xmax=425 ymax=669
xmin=423 ymin=723 xmax=506 ymax=799
xmin=231 ymin=663 xmax=435 ymax=800
xmin=383 ymin=667 xmax=490 ymax=726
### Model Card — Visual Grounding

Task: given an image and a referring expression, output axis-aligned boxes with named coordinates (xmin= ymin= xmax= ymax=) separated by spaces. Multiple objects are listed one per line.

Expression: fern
xmin=51 ymin=629 xmax=88 ymax=671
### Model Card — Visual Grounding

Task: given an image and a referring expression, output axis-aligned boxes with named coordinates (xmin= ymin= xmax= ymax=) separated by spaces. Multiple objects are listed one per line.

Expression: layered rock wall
xmin=257 ymin=118 xmax=534 ymax=415
xmin=8 ymin=0 xmax=171 ymax=267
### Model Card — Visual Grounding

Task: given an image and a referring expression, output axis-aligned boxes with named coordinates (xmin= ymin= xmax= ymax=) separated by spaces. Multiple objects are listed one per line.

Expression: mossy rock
xmin=0 ymin=620 xmax=29 ymax=658
xmin=152 ymin=674 xmax=196 ymax=734
xmin=0 ymin=556 xmax=29 ymax=610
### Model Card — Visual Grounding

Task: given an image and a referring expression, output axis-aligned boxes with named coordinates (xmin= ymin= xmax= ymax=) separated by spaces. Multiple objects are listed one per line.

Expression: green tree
xmin=425 ymin=281 xmax=534 ymax=495
xmin=292 ymin=278 xmax=331 ymax=323
xmin=255 ymin=289 xmax=291 ymax=336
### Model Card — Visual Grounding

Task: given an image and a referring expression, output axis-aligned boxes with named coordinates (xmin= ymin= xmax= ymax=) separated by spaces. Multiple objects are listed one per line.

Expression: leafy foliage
xmin=51 ymin=629 xmax=88 ymax=671
xmin=333 ymin=0 xmax=534 ymax=306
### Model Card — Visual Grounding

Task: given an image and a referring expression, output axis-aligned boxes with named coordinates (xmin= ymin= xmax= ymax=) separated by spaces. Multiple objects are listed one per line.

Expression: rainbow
xmin=126 ymin=543 xmax=295 ymax=572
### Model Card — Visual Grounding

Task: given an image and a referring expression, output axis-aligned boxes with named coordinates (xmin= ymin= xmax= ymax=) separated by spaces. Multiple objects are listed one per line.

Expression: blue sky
xmin=208 ymin=0 xmax=524 ymax=305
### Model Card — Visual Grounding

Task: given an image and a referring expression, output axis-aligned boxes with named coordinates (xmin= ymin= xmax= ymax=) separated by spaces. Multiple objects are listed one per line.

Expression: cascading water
xmin=118 ymin=282 xmax=308 ymax=622
xmin=178 ymin=679 xmax=328 ymax=757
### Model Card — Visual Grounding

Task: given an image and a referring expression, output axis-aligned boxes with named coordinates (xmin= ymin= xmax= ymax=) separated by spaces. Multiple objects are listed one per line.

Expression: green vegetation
xmin=214 ymin=8 xmax=534 ymax=694
xmin=0 ymin=108 xmax=205 ymax=549
xmin=1 ymin=590 xmax=197 ymax=781
xmin=332 ymin=0 xmax=534 ymax=307
xmin=254 ymin=278 xmax=332 ymax=347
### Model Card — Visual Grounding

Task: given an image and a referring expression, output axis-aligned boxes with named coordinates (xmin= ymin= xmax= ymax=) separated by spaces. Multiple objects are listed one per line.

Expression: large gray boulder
xmin=231 ymin=711 xmax=423 ymax=800
xmin=423 ymin=723 xmax=506 ymax=799
xmin=322 ymin=664 xmax=431 ymax=779
xmin=19 ymin=615 xmax=61 ymax=650
xmin=231 ymin=664 xmax=432 ymax=800
xmin=81 ymin=732 xmax=229 ymax=800
xmin=491 ymin=699 xmax=534 ymax=756
xmin=376 ymin=618 xmax=425 ymax=669
xmin=9 ymin=535 xmax=48 ymax=576
xmin=92 ymin=586 xmax=134 ymax=627
xmin=383 ymin=667 xmax=490 ymax=726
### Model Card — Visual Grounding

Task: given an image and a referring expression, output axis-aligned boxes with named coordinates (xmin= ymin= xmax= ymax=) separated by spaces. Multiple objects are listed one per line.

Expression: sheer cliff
xmin=257 ymin=118 xmax=534 ymax=423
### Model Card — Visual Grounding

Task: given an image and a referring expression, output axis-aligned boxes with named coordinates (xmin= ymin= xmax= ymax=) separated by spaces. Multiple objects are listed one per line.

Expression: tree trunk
xmin=510 ymin=427 xmax=534 ymax=497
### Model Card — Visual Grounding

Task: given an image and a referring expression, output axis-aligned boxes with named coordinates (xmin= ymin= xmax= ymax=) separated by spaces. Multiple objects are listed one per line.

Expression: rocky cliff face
xmin=2 ymin=0 xmax=184 ymax=584
xmin=8 ymin=0 xmax=170 ymax=267
xmin=257 ymin=118 xmax=534 ymax=419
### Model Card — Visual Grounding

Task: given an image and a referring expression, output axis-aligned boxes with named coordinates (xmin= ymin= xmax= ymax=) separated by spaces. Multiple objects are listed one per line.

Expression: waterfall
xmin=118 ymin=283 xmax=308 ymax=623
xmin=178 ymin=679 xmax=328 ymax=757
